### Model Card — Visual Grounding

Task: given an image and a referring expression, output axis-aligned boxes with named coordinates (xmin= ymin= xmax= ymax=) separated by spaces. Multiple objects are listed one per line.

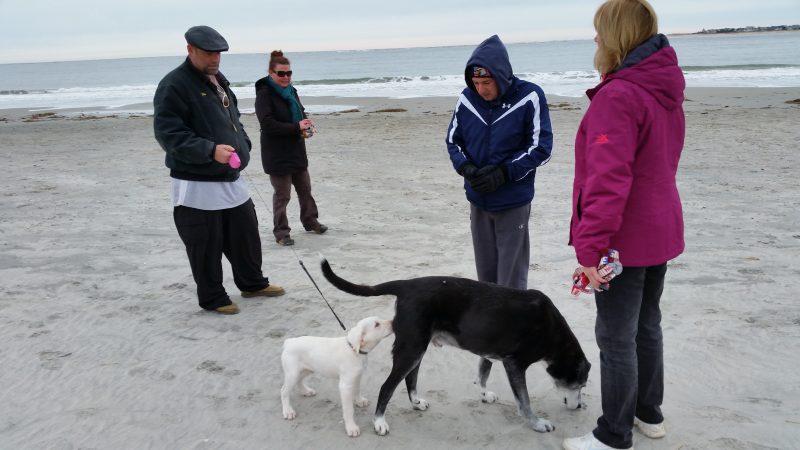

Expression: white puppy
xmin=280 ymin=316 xmax=393 ymax=437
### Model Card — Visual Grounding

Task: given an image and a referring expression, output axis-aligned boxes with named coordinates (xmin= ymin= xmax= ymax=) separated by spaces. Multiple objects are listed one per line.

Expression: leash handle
xmin=298 ymin=260 xmax=347 ymax=331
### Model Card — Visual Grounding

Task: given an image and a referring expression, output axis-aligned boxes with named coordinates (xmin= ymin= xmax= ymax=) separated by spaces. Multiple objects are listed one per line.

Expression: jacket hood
xmin=597 ymin=34 xmax=685 ymax=110
xmin=465 ymin=35 xmax=514 ymax=98
xmin=255 ymin=76 xmax=270 ymax=92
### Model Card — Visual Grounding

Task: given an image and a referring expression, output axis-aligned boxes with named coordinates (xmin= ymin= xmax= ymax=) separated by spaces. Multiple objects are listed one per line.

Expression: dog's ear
xmin=357 ymin=326 xmax=369 ymax=353
xmin=347 ymin=321 xmax=366 ymax=353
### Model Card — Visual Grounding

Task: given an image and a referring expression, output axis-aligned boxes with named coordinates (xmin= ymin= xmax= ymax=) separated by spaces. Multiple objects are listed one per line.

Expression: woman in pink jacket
xmin=564 ymin=1 xmax=685 ymax=449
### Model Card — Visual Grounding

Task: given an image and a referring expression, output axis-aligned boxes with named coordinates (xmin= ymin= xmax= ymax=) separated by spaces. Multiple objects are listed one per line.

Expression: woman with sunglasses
xmin=255 ymin=50 xmax=327 ymax=246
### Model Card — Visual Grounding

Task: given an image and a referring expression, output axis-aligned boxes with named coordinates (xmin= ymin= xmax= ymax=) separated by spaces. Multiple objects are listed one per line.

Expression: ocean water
xmin=0 ymin=32 xmax=798 ymax=112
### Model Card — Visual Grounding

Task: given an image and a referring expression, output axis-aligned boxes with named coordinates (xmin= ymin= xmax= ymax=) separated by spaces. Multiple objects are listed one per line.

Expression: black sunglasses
xmin=274 ymin=70 xmax=293 ymax=78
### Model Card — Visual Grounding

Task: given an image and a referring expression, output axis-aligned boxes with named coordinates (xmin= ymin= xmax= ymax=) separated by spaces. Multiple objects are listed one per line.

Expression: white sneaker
xmin=563 ymin=432 xmax=632 ymax=450
xmin=634 ymin=417 xmax=666 ymax=438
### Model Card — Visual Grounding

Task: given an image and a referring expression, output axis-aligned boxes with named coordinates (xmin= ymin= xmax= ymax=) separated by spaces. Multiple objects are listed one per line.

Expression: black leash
xmin=298 ymin=259 xmax=346 ymax=331
xmin=245 ymin=173 xmax=347 ymax=331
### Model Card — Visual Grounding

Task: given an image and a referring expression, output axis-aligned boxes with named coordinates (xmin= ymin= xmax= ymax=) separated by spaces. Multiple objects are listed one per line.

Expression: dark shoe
xmin=309 ymin=224 xmax=328 ymax=234
xmin=277 ymin=237 xmax=295 ymax=246
xmin=241 ymin=284 xmax=286 ymax=298
xmin=214 ymin=303 xmax=240 ymax=315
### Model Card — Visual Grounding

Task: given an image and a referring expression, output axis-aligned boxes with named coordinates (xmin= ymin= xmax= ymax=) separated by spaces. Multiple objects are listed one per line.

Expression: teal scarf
xmin=267 ymin=77 xmax=303 ymax=122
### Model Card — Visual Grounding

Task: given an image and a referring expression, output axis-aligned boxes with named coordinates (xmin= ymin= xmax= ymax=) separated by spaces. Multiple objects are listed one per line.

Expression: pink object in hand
xmin=228 ymin=152 xmax=241 ymax=169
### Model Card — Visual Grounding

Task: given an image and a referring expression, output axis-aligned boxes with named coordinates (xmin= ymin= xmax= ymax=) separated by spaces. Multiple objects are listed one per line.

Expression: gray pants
xmin=593 ymin=264 xmax=667 ymax=449
xmin=470 ymin=203 xmax=531 ymax=289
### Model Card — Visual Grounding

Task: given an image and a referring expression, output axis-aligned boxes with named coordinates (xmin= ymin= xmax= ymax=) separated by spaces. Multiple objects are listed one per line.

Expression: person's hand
xmin=213 ymin=144 xmax=236 ymax=164
xmin=457 ymin=162 xmax=479 ymax=179
xmin=470 ymin=165 xmax=506 ymax=193
xmin=575 ymin=265 xmax=607 ymax=291
xmin=299 ymin=119 xmax=313 ymax=130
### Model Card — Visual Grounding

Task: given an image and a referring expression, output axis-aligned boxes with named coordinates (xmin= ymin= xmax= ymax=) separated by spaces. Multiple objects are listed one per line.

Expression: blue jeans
xmin=593 ymin=264 xmax=667 ymax=449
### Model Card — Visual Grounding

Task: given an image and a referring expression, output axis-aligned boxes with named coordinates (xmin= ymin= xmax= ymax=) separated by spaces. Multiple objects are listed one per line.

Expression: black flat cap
xmin=184 ymin=26 xmax=229 ymax=52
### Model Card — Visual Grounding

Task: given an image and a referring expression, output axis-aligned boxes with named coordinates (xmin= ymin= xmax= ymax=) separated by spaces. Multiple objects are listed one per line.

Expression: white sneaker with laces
xmin=634 ymin=417 xmax=666 ymax=438
xmin=562 ymin=432 xmax=632 ymax=450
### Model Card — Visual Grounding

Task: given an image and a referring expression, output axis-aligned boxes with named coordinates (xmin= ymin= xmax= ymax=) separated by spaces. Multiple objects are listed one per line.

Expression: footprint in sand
xmin=197 ymin=360 xmax=224 ymax=373
xmin=39 ymin=350 xmax=72 ymax=370
xmin=196 ymin=360 xmax=241 ymax=377
xmin=128 ymin=366 xmax=176 ymax=381
xmin=697 ymin=406 xmax=754 ymax=424
xmin=219 ymin=417 xmax=247 ymax=428
xmin=709 ymin=437 xmax=779 ymax=450
xmin=746 ymin=397 xmax=782 ymax=407
xmin=267 ymin=328 xmax=288 ymax=339
xmin=238 ymin=389 xmax=262 ymax=405
xmin=426 ymin=389 xmax=449 ymax=404
xmin=206 ymin=395 xmax=228 ymax=408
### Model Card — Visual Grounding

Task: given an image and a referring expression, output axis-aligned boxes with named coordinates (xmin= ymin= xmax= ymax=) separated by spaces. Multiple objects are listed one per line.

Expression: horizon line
xmin=3 ymin=27 xmax=799 ymax=66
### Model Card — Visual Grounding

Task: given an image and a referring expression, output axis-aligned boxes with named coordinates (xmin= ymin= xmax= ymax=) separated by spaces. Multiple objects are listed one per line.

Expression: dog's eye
xmin=374 ymin=322 xmax=380 ymax=328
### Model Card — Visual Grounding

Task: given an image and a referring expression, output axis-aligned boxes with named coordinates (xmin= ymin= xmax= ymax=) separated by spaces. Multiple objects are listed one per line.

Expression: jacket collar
xmin=181 ymin=57 xmax=228 ymax=87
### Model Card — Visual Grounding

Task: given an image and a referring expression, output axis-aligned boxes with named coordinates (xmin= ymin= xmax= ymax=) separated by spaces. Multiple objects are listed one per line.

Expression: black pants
xmin=593 ymin=264 xmax=667 ymax=449
xmin=173 ymin=199 xmax=269 ymax=310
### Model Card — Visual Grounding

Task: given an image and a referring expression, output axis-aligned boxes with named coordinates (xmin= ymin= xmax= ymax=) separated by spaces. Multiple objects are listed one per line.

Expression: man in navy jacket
xmin=446 ymin=35 xmax=553 ymax=289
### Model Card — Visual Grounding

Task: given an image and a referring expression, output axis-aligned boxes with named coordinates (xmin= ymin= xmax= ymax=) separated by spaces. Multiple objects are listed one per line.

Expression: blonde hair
xmin=593 ymin=0 xmax=658 ymax=75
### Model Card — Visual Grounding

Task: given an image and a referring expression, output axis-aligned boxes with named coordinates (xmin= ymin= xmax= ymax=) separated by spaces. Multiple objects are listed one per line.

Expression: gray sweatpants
xmin=470 ymin=203 xmax=531 ymax=289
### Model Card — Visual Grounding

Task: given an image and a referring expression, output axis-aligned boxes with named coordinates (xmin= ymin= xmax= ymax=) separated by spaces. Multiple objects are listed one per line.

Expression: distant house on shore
xmin=696 ymin=25 xmax=800 ymax=34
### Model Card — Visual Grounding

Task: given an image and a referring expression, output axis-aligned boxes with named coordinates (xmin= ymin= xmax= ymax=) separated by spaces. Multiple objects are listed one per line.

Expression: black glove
xmin=457 ymin=162 xmax=479 ymax=179
xmin=470 ymin=165 xmax=506 ymax=193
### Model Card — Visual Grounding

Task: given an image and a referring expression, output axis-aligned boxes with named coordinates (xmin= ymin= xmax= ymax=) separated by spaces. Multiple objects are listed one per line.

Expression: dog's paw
xmin=374 ymin=417 xmax=390 ymax=435
xmin=530 ymin=418 xmax=555 ymax=433
xmin=283 ymin=408 xmax=296 ymax=420
xmin=302 ymin=388 xmax=317 ymax=397
xmin=481 ymin=391 xmax=498 ymax=403
xmin=345 ymin=423 xmax=361 ymax=437
xmin=355 ymin=396 xmax=370 ymax=408
xmin=412 ymin=398 xmax=429 ymax=411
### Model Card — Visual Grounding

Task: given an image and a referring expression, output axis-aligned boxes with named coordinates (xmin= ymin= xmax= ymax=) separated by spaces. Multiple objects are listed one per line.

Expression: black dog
xmin=321 ymin=258 xmax=590 ymax=435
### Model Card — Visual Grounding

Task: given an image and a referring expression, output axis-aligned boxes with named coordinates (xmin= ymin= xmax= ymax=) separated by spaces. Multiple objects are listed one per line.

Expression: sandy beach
xmin=1 ymin=86 xmax=799 ymax=449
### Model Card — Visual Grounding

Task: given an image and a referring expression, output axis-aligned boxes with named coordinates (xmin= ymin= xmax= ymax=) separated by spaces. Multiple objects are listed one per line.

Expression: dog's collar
xmin=347 ymin=339 xmax=368 ymax=355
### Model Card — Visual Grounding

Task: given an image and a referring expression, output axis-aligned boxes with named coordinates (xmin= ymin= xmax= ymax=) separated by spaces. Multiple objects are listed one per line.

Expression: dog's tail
xmin=320 ymin=257 xmax=388 ymax=297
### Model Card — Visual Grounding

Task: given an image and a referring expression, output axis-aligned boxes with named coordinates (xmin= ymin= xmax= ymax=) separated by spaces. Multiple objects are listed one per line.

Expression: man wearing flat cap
xmin=446 ymin=34 xmax=553 ymax=291
xmin=154 ymin=25 xmax=285 ymax=315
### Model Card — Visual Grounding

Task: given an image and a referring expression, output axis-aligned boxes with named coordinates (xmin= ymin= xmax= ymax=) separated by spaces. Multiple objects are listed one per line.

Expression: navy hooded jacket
xmin=446 ymin=35 xmax=553 ymax=212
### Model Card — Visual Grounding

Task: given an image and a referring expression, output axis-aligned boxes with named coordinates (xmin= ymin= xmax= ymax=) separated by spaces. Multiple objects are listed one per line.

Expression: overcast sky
xmin=1 ymin=0 xmax=798 ymax=63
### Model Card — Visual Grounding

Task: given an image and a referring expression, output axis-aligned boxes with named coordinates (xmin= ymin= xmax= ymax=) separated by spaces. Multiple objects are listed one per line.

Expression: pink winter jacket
xmin=570 ymin=44 xmax=685 ymax=268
